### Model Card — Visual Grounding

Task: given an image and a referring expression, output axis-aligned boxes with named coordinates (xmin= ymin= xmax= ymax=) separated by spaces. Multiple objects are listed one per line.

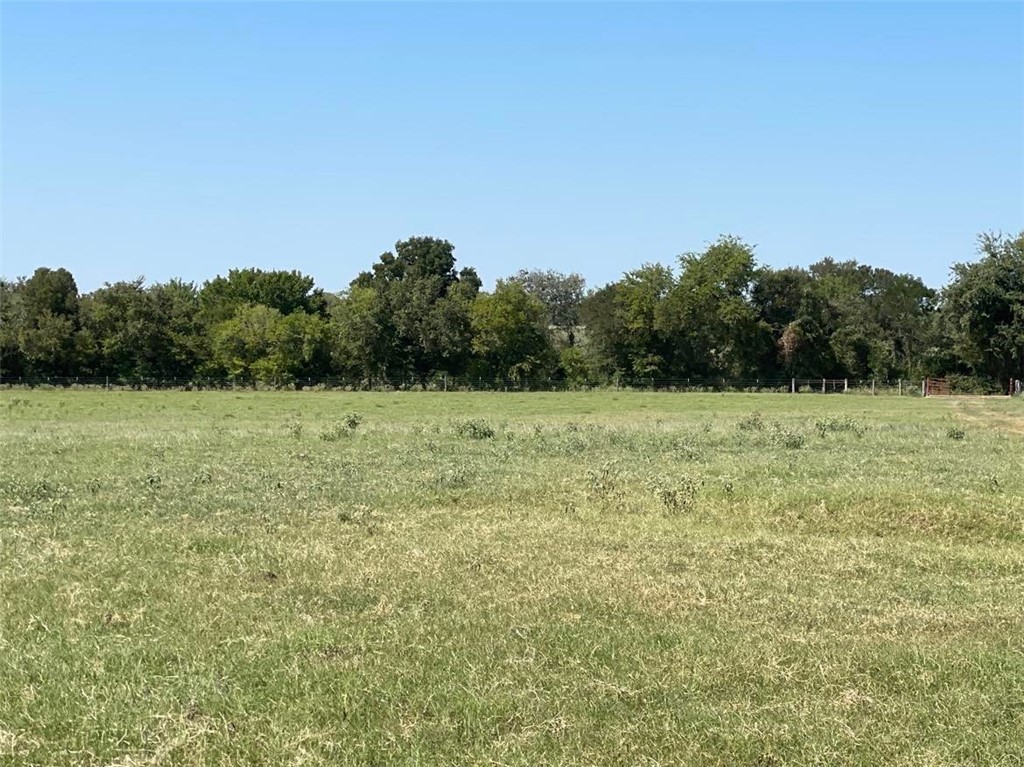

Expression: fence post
xmin=821 ymin=378 xmax=825 ymax=393
xmin=791 ymin=378 xmax=795 ymax=394
xmin=898 ymin=379 xmax=902 ymax=396
xmin=844 ymin=379 xmax=848 ymax=393
xmin=921 ymin=379 xmax=926 ymax=397
xmin=871 ymin=379 xmax=875 ymax=395
xmin=443 ymin=374 xmax=447 ymax=392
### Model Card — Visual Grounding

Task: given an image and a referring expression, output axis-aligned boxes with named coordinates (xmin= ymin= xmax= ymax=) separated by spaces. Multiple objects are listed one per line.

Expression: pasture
xmin=1 ymin=390 xmax=1022 ymax=766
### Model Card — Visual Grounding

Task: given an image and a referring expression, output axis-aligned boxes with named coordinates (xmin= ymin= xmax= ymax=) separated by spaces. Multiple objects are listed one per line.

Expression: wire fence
xmin=0 ymin=374 xmax=937 ymax=395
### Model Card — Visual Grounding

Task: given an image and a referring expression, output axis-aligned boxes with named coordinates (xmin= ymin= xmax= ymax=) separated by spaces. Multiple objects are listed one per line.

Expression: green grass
xmin=1 ymin=390 xmax=1022 ymax=766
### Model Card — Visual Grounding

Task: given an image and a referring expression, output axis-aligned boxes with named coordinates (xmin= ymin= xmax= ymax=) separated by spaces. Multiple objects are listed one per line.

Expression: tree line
xmin=1 ymin=232 xmax=1022 ymax=389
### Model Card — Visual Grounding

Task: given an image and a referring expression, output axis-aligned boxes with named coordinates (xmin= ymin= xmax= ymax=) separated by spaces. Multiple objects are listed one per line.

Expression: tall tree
xmin=352 ymin=237 xmax=480 ymax=381
xmin=80 ymin=278 xmax=204 ymax=380
xmin=209 ymin=304 xmax=279 ymax=382
xmin=658 ymin=237 xmax=770 ymax=378
xmin=0 ymin=278 xmax=27 ymax=379
xmin=578 ymin=283 xmax=630 ymax=379
xmin=470 ymin=283 xmax=555 ymax=383
xmin=869 ymin=269 xmax=936 ymax=378
xmin=148 ymin=279 xmax=204 ymax=380
xmin=15 ymin=267 xmax=81 ymax=377
xmin=751 ymin=267 xmax=831 ymax=377
xmin=503 ymin=269 xmax=586 ymax=346
xmin=616 ymin=264 xmax=675 ymax=378
xmin=942 ymin=231 xmax=1024 ymax=383
xmin=200 ymin=268 xmax=326 ymax=325
xmin=327 ymin=286 xmax=390 ymax=382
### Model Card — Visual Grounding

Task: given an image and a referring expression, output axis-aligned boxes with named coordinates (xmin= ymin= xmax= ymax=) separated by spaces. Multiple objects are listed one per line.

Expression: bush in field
xmin=584 ymin=461 xmax=636 ymax=513
xmin=739 ymin=411 xmax=805 ymax=448
xmin=815 ymin=416 xmax=866 ymax=437
xmin=946 ymin=425 xmax=966 ymax=441
xmin=738 ymin=412 xmax=767 ymax=431
xmin=452 ymin=418 xmax=495 ymax=440
xmin=650 ymin=474 xmax=700 ymax=514
xmin=768 ymin=424 xmax=805 ymax=449
xmin=319 ymin=412 xmax=363 ymax=441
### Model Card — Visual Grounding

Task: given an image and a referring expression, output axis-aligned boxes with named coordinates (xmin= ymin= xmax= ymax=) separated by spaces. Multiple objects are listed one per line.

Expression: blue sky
xmin=2 ymin=1 xmax=1022 ymax=294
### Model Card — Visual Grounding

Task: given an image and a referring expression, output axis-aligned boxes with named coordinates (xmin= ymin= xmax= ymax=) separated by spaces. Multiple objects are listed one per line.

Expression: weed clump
xmin=946 ymin=425 xmax=966 ymax=441
xmin=739 ymin=412 xmax=805 ymax=449
xmin=584 ymin=461 xmax=635 ymax=512
xmin=319 ymin=413 xmax=363 ymax=441
xmin=768 ymin=425 xmax=806 ymax=450
xmin=583 ymin=463 xmax=701 ymax=515
xmin=738 ymin=412 xmax=767 ymax=431
xmin=815 ymin=416 xmax=867 ymax=437
xmin=452 ymin=418 xmax=495 ymax=440
xmin=432 ymin=465 xmax=472 ymax=488
xmin=650 ymin=474 xmax=700 ymax=514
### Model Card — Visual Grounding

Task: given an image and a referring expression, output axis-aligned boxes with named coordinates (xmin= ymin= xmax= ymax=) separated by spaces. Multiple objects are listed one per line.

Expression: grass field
xmin=1 ymin=390 xmax=1022 ymax=766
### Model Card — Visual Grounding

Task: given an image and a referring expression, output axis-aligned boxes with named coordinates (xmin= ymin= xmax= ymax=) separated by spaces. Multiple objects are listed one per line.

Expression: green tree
xmin=148 ymin=279 xmax=204 ymax=380
xmin=209 ymin=304 xmax=281 ymax=383
xmin=616 ymin=264 xmax=675 ymax=378
xmin=804 ymin=258 xmax=936 ymax=379
xmin=809 ymin=259 xmax=877 ymax=378
xmin=942 ymin=232 xmax=1024 ymax=383
xmin=751 ymin=267 xmax=832 ymax=377
xmin=209 ymin=304 xmax=330 ymax=384
xmin=21 ymin=267 xmax=80 ymax=319
xmin=327 ymin=286 xmax=390 ymax=382
xmin=352 ymin=237 xmax=480 ymax=382
xmin=200 ymin=268 xmax=326 ymax=325
xmin=578 ymin=283 xmax=629 ymax=379
xmin=16 ymin=267 xmax=81 ymax=377
xmin=270 ymin=311 xmax=331 ymax=383
xmin=658 ymin=237 xmax=770 ymax=378
xmin=503 ymin=269 xmax=586 ymax=346
xmin=470 ymin=283 xmax=555 ymax=383
xmin=79 ymin=278 xmax=203 ymax=380
xmin=869 ymin=269 xmax=936 ymax=379
xmin=0 ymin=278 xmax=27 ymax=379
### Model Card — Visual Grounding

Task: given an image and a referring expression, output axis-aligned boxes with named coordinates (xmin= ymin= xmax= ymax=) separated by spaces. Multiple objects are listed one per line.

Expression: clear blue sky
xmin=2 ymin=1 xmax=1022 ymax=294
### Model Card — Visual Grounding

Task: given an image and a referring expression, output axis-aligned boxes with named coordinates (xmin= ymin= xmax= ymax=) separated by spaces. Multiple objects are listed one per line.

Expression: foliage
xmin=470 ymin=282 xmax=555 ymax=382
xmin=199 ymin=267 xmax=326 ymax=324
xmin=351 ymin=237 xmax=480 ymax=381
xmin=503 ymin=269 xmax=586 ymax=342
xmin=7 ymin=267 xmax=81 ymax=377
xmin=452 ymin=417 xmax=496 ymax=439
xmin=942 ymin=232 xmax=1024 ymax=382
xmin=1 ymin=230 xmax=1020 ymax=388
xmin=658 ymin=236 xmax=772 ymax=378
xmin=319 ymin=412 xmax=363 ymax=441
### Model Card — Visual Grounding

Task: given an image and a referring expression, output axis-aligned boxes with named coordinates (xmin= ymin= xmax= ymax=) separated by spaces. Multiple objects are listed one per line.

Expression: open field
xmin=1 ymin=390 xmax=1022 ymax=766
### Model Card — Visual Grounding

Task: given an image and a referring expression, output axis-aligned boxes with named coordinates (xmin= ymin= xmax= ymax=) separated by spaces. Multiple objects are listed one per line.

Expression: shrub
xmin=738 ymin=412 xmax=767 ymax=431
xmin=650 ymin=474 xmax=700 ymax=514
xmin=768 ymin=423 xmax=806 ymax=449
xmin=319 ymin=413 xmax=363 ymax=441
xmin=815 ymin=416 xmax=866 ymax=438
xmin=452 ymin=418 xmax=495 ymax=440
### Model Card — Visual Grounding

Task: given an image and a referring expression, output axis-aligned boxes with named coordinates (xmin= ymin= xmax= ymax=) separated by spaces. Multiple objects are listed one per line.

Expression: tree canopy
xmin=1 ymin=231 xmax=1020 ymax=389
